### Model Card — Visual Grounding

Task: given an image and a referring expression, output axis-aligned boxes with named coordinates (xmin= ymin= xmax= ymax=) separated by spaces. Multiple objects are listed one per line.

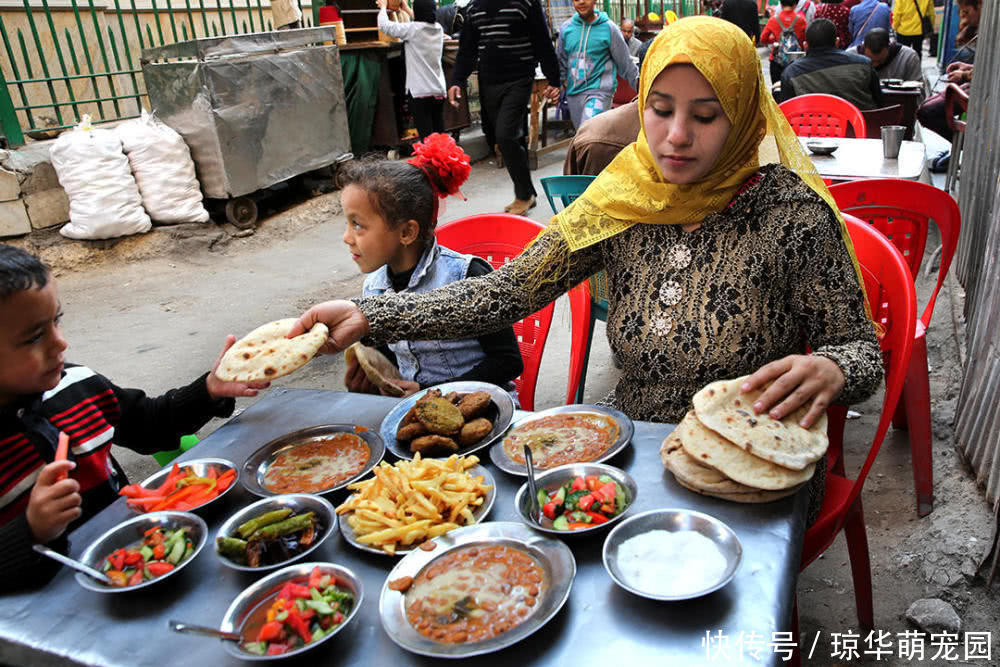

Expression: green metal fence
xmin=0 ymin=0 xmax=313 ymax=146
xmin=602 ymin=0 xmax=705 ymax=25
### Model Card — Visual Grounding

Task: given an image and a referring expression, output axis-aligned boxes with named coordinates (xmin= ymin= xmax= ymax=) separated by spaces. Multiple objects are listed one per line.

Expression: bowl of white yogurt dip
xmin=601 ymin=508 xmax=742 ymax=600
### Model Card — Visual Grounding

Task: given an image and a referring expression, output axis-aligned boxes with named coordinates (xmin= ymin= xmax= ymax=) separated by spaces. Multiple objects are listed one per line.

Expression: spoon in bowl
xmin=168 ymin=619 xmax=241 ymax=642
xmin=524 ymin=445 xmax=541 ymax=524
xmin=32 ymin=544 xmax=114 ymax=585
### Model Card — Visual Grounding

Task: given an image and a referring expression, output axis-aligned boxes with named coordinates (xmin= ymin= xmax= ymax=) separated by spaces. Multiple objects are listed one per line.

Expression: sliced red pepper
xmin=146 ymin=562 xmax=175 ymax=577
xmin=156 ymin=464 xmax=182 ymax=493
xmin=127 ymin=496 xmax=167 ymax=509
xmin=150 ymin=485 xmax=201 ymax=512
xmin=206 ymin=467 xmax=218 ymax=480
xmin=257 ymin=621 xmax=284 ymax=642
xmin=569 ymin=476 xmax=587 ymax=492
xmin=285 ymin=609 xmax=312 ymax=643
xmin=567 ymin=522 xmax=591 ymax=530
xmin=542 ymin=501 xmax=558 ymax=520
xmin=585 ymin=511 xmax=609 ymax=524
xmin=577 ymin=493 xmax=596 ymax=512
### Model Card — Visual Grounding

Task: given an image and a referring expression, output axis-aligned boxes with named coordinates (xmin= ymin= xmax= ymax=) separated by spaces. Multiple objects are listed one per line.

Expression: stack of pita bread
xmin=344 ymin=343 xmax=405 ymax=397
xmin=661 ymin=376 xmax=829 ymax=503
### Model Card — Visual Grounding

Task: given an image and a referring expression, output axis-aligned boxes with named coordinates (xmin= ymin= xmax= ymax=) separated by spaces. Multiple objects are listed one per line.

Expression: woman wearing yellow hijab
xmin=293 ymin=18 xmax=881 ymax=457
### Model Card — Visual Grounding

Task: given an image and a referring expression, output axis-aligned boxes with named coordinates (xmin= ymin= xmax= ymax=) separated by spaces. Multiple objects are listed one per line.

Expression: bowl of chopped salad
xmin=74 ymin=511 xmax=208 ymax=593
xmin=513 ymin=463 xmax=637 ymax=535
xmin=220 ymin=562 xmax=362 ymax=659
xmin=121 ymin=458 xmax=239 ymax=514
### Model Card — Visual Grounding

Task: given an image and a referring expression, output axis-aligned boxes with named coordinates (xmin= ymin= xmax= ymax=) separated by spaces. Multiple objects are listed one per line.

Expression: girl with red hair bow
xmin=338 ymin=134 xmax=523 ymax=398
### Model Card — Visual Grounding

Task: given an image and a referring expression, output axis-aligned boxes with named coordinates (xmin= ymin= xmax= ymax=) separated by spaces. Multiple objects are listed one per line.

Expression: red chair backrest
xmin=830 ymin=179 xmax=961 ymax=329
xmin=838 ymin=215 xmax=916 ymax=518
xmin=435 ymin=213 xmax=589 ymax=411
xmin=779 ymin=94 xmax=867 ymax=138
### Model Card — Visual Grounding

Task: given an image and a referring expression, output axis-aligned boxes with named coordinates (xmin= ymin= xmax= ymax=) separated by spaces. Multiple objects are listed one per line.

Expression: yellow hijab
xmin=551 ymin=17 xmax=863 ymax=289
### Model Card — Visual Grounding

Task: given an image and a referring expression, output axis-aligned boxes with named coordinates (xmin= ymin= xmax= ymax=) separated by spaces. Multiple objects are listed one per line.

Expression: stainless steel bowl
xmin=219 ymin=561 xmax=363 ymax=661
xmin=806 ymin=139 xmax=839 ymax=156
xmin=74 ymin=511 xmax=208 ymax=593
xmin=602 ymin=509 xmax=742 ymax=601
xmin=241 ymin=425 xmax=385 ymax=498
xmin=215 ymin=494 xmax=337 ymax=572
xmin=338 ymin=464 xmax=497 ymax=556
xmin=130 ymin=457 xmax=238 ymax=514
xmin=513 ymin=463 xmax=637 ymax=536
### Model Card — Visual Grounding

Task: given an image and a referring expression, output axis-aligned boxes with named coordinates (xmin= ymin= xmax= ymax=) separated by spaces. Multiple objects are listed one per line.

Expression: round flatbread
xmin=674 ymin=476 xmax=804 ymax=504
xmin=660 ymin=430 xmax=755 ymax=494
xmin=345 ymin=343 xmax=404 ymax=397
xmin=215 ymin=318 xmax=328 ymax=382
xmin=677 ymin=411 xmax=816 ymax=491
xmin=692 ymin=376 xmax=828 ymax=471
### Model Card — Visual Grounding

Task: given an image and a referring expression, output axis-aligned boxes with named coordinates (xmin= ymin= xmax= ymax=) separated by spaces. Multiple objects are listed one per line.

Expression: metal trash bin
xmin=141 ymin=28 xmax=351 ymax=227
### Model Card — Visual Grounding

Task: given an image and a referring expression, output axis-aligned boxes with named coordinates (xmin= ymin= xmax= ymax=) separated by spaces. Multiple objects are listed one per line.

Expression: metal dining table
xmin=0 ymin=388 xmax=808 ymax=667
xmin=801 ymin=136 xmax=926 ymax=181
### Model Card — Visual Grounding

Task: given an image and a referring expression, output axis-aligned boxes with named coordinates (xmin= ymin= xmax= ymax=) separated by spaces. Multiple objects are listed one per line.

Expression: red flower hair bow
xmin=407 ymin=133 xmax=471 ymax=200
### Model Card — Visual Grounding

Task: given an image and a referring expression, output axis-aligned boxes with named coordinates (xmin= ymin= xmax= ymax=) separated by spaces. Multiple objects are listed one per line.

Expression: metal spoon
xmin=32 ymin=543 xmax=114 ymax=585
xmin=524 ymin=445 xmax=540 ymax=524
xmin=168 ymin=619 xmax=242 ymax=642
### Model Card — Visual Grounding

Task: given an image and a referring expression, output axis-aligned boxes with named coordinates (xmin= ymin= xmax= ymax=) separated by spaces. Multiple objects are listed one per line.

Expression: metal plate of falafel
xmin=379 ymin=382 xmax=516 ymax=461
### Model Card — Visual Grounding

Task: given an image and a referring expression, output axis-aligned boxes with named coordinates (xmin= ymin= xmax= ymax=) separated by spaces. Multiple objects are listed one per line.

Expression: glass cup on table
xmin=881 ymin=125 xmax=906 ymax=160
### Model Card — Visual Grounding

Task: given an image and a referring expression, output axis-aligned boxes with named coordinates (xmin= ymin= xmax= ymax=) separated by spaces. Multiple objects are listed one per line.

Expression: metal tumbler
xmin=881 ymin=125 xmax=906 ymax=160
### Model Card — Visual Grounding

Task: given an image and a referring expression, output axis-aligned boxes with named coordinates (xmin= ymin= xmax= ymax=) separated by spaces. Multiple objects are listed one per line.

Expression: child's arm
xmin=108 ymin=337 xmax=267 ymax=455
xmin=376 ymin=0 xmax=414 ymax=39
xmin=0 ymin=461 xmax=79 ymax=591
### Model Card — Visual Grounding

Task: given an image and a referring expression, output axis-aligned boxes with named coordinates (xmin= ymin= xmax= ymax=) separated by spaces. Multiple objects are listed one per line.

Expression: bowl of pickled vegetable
xmin=513 ymin=463 xmax=637 ymax=535
xmin=215 ymin=494 xmax=336 ymax=572
xmin=220 ymin=562 xmax=363 ymax=659
xmin=121 ymin=458 xmax=239 ymax=514
xmin=75 ymin=511 xmax=208 ymax=593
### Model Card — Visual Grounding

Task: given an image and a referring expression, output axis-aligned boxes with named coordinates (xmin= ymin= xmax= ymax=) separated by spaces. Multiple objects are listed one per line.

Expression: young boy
xmin=0 ymin=245 xmax=267 ymax=590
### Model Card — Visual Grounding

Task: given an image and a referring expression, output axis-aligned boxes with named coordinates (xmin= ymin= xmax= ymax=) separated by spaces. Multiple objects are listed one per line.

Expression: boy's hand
xmin=387 ymin=379 xmax=420 ymax=397
xmin=27 ymin=461 xmax=82 ymax=544
xmin=344 ymin=357 xmax=379 ymax=394
xmin=206 ymin=335 xmax=272 ymax=399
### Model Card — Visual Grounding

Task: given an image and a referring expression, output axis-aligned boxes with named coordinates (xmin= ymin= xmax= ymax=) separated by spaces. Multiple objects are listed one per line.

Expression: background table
xmin=801 ymin=137 xmax=926 ymax=181
xmin=0 ymin=388 xmax=808 ymax=667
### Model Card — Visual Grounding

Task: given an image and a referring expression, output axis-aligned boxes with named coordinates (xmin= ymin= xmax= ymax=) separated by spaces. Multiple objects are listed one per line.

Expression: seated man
xmin=563 ymin=100 xmax=639 ymax=176
xmin=859 ymin=28 xmax=922 ymax=82
xmin=778 ymin=18 xmax=883 ymax=111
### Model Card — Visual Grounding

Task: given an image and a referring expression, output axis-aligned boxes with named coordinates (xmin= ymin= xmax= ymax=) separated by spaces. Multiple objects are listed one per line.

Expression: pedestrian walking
xmin=448 ymin=0 xmax=561 ymax=215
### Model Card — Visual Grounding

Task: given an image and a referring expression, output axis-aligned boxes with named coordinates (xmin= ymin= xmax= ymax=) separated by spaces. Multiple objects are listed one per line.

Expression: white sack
xmin=118 ymin=110 xmax=210 ymax=224
xmin=50 ymin=115 xmax=151 ymax=240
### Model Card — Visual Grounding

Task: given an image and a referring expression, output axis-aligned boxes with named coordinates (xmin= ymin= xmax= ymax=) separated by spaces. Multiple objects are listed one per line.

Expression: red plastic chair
xmin=829 ymin=179 xmax=961 ymax=516
xmin=793 ymin=215 xmax=916 ymax=645
xmin=779 ymin=94 xmax=867 ymax=138
xmin=435 ymin=214 xmax=590 ymax=411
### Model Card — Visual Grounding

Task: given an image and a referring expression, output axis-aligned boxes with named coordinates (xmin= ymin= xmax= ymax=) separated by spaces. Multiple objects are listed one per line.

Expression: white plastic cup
xmin=881 ymin=125 xmax=905 ymax=160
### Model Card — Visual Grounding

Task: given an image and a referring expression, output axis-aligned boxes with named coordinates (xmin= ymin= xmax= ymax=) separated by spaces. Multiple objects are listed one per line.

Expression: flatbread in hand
xmin=215 ymin=318 xmax=328 ymax=382
xmin=345 ymin=343 xmax=404 ymax=397
xmin=692 ymin=376 xmax=828 ymax=471
xmin=677 ymin=412 xmax=816 ymax=491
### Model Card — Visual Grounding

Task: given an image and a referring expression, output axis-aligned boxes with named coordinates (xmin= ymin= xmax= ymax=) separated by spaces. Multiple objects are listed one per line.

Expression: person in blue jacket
xmin=557 ymin=0 xmax=639 ymax=129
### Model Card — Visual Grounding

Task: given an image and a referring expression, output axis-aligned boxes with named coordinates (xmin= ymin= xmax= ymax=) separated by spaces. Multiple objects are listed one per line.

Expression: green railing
xmin=602 ymin=0 xmax=705 ymax=25
xmin=0 ymin=0 xmax=312 ymax=146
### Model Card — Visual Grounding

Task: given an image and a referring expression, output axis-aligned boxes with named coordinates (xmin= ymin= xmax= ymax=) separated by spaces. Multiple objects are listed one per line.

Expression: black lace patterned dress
xmin=357 ymin=164 xmax=884 ymax=522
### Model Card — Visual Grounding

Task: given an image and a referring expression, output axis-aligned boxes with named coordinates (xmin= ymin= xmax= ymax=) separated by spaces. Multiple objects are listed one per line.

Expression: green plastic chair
xmin=152 ymin=434 xmax=200 ymax=467
xmin=539 ymin=175 xmax=609 ymax=403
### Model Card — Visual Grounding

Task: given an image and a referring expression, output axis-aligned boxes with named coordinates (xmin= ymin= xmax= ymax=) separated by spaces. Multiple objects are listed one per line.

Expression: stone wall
xmin=0 ymin=142 xmax=70 ymax=238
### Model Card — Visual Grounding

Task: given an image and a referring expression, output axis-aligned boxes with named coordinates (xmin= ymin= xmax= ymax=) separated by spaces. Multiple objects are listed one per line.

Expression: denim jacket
xmin=362 ymin=240 xmax=487 ymax=387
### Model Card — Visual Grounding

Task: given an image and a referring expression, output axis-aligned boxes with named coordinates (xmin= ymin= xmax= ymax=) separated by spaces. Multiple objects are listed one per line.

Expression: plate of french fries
xmin=335 ymin=454 xmax=496 ymax=555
